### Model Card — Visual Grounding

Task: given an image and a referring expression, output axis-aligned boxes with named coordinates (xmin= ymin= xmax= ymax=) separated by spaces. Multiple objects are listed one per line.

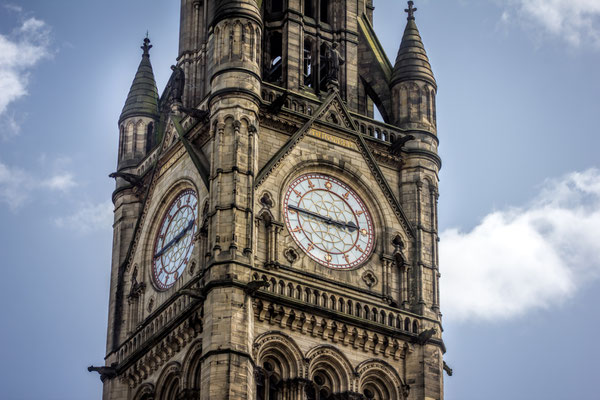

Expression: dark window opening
xmin=271 ymin=0 xmax=283 ymax=13
xmin=266 ymin=32 xmax=283 ymax=83
xmin=304 ymin=0 xmax=315 ymax=18
xmin=146 ymin=122 xmax=154 ymax=153
xmin=320 ymin=0 xmax=329 ymax=23
xmin=303 ymin=39 xmax=314 ymax=87
xmin=319 ymin=42 xmax=329 ymax=91
xmin=307 ymin=373 xmax=336 ymax=400
xmin=256 ymin=362 xmax=281 ymax=400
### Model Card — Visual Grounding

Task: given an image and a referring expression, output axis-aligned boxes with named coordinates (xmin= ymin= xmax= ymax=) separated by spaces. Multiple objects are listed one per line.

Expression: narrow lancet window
xmin=304 ymin=39 xmax=314 ymax=87
xmin=266 ymin=32 xmax=283 ymax=83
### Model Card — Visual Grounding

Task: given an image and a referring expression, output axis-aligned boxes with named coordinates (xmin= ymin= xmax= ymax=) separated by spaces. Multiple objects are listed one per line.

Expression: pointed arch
xmin=133 ymin=383 xmax=155 ymax=400
xmin=357 ymin=359 xmax=404 ymax=400
xmin=254 ymin=331 xmax=305 ymax=379
xmin=181 ymin=339 xmax=203 ymax=391
xmin=306 ymin=345 xmax=355 ymax=393
xmin=155 ymin=362 xmax=181 ymax=400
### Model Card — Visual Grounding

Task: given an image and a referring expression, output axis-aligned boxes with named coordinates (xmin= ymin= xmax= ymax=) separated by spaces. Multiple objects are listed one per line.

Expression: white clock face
xmin=284 ymin=174 xmax=375 ymax=269
xmin=152 ymin=189 xmax=198 ymax=290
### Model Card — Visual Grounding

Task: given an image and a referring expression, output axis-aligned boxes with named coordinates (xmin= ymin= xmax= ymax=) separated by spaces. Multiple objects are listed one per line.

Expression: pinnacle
xmin=391 ymin=2 xmax=436 ymax=87
xmin=119 ymin=37 xmax=159 ymax=124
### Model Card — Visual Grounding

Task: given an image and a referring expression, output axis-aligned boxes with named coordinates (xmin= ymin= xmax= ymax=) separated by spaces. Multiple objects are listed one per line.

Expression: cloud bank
xmin=0 ymin=10 xmax=52 ymax=138
xmin=503 ymin=0 xmax=600 ymax=47
xmin=441 ymin=168 xmax=600 ymax=322
xmin=0 ymin=159 xmax=76 ymax=210
xmin=54 ymin=201 xmax=113 ymax=234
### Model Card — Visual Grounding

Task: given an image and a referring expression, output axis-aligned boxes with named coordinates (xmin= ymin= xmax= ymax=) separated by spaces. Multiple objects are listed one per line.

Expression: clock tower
xmin=95 ymin=1 xmax=446 ymax=399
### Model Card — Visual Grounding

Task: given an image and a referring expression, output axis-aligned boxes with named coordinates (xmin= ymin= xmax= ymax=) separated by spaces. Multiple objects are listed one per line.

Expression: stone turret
xmin=117 ymin=37 xmax=159 ymax=171
xmin=177 ymin=0 xmax=211 ymax=108
xmin=390 ymin=1 xmax=437 ymax=134
xmin=200 ymin=1 xmax=263 ymax=398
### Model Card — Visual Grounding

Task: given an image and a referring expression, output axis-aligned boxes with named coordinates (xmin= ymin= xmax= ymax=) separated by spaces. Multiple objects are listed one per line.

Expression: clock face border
xmin=151 ymin=189 xmax=198 ymax=291
xmin=283 ymin=173 xmax=375 ymax=270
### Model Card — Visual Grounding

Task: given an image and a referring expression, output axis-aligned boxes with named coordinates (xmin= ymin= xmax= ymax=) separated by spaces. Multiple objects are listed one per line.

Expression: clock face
xmin=152 ymin=189 xmax=198 ymax=290
xmin=284 ymin=174 xmax=375 ymax=269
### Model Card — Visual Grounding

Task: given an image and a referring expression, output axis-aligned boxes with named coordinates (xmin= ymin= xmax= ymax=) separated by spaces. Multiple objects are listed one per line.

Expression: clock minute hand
xmin=288 ymin=205 xmax=358 ymax=233
xmin=288 ymin=204 xmax=329 ymax=222
xmin=154 ymin=219 xmax=195 ymax=259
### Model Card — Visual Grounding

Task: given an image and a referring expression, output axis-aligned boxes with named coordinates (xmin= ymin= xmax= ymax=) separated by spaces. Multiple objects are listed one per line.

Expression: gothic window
xmin=304 ymin=38 xmax=314 ymax=87
xmin=270 ymin=0 xmax=284 ymax=13
xmin=319 ymin=43 xmax=329 ymax=91
xmin=320 ymin=0 xmax=330 ymax=23
xmin=307 ymin=372 xmax=335 ymax=400
xmin=426 ymin=88 xmax=432 ymax=123
xmin=256 ymin=361 xmax=281 ymax=400
xmin=266 ymin=31 xmax=283 ymax=83
xmin=119 ymin=125 xmax=125 ymax=159
xmin=431 ymin=88 xmax=437 ymax=124
xmin=362 ymin=384 xmax=392 ymax=400
xmin=412 ymin=320 xmax=419 ymax=333
xmin=146 ymin=122 xmax=154 ymax=152
xmin=409 ymin=84 xmax=421 ymax=120
xmin=304 ymin=0 xmax=315 ymax=19
xmin=360 ymin=369 xmax=397 ymax=400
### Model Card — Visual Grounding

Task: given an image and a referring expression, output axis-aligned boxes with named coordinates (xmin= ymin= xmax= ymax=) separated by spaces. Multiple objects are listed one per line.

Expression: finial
xmin=141 ymin=36 xmax=152 ymax=57
xmin=405 ymin=1 xmax=417 ymax=20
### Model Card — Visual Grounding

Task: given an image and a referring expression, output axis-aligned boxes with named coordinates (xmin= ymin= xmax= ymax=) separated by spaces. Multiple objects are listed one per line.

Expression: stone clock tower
xmin=93 ymin=1 xmax=447 ymax=399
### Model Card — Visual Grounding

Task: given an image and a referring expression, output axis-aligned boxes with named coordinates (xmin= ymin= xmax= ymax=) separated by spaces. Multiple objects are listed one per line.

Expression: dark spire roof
xmin=391 ymin=2 xmax=436 ymax=88
xmin=119 ymin=37 xmax=159 ymax=124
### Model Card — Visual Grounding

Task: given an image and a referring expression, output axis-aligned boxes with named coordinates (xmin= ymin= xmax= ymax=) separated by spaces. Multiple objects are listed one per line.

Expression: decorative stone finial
xmin=405 ymin=1 xmax=417 ymax=20
xmin=141 ymin=36 xmax=152 ymax=57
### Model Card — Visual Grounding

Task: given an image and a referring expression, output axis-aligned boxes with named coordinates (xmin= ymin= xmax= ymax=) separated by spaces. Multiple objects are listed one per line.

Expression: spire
xmin=119 ymin=37 xmax=159 ymax=124
xmin=391 ymin=2 xmax=436 ymax=88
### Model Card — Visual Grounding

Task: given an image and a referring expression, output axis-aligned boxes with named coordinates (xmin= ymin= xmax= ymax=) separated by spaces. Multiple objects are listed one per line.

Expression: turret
xmin=392 ymin=2 xmax=441 ymax=321
xmin=390 ymin=1 xmax=437 ymax=135
xmin=117 ymin=37 xmax=159 ymax=171
xmin=177 ymin=0 xmax=211 ymax=108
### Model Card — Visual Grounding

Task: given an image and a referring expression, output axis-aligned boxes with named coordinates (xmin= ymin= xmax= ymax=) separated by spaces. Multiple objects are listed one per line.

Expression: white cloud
xmin=3 ymin=4 xmax=23 ymax=13
xmin=441 ymin=168 xmax=600 ymax=322
xmin=0 ymin=158 xmax=77 ymax=210
xmin=54 ymin=201 xmax=113 ymax=234
xmin=41 ymin=172 xmax=76 ymax=192
xmin=502 ymin=0 xmax=600 ymax=47
xmin=0 ymin=160 xmax=33 ymax=210
xmin=0 ymin=12 xmax=51 ymax=138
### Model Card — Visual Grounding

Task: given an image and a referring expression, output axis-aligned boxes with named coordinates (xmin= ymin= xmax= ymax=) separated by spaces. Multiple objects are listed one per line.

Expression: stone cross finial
xmin=141 ymin=37 xmax=152 ymax=57
xmin=405 ymin=1 xmax=417 ymax=20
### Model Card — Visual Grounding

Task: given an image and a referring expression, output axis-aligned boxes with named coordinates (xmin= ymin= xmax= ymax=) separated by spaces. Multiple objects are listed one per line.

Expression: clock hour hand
xmin=288 ymin=205 xmax=358 ymax=233
xmin=154 ymin=219 xmax=195 ymax=259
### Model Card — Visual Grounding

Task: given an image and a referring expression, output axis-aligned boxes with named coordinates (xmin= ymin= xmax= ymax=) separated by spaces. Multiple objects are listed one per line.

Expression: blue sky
xmin=0 ymin=1 xmax=599 ymax=399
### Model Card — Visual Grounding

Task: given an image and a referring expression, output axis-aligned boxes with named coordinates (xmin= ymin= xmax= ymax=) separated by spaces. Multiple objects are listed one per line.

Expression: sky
xmin=0 ymin=0 xmax=599 ymax=399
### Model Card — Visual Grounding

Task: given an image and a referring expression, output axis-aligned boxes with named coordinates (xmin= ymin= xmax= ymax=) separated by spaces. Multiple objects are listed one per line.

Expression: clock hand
xmin=154 ymin=219 xmax=195 ymax=259
xmin=288 ymin=205 xmax=358 ymax=233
